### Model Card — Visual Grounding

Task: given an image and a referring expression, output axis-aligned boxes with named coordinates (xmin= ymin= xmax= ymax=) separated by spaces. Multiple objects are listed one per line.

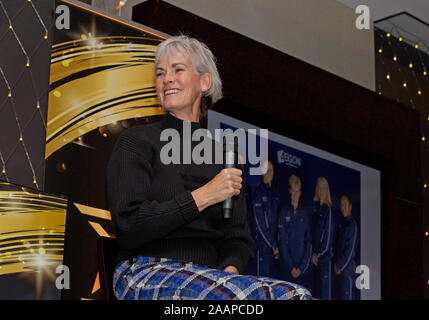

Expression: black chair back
xmin=98 ymin=236 xmax=120 ymax=300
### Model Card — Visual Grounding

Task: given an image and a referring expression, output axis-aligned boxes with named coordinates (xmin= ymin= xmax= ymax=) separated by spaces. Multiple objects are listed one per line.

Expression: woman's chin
xmin=164 ymin=104 xmax=186 ymax=113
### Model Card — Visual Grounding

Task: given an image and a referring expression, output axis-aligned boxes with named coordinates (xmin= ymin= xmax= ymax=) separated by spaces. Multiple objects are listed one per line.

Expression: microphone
xmin=223 ymin=134 xmax=238 ymax=220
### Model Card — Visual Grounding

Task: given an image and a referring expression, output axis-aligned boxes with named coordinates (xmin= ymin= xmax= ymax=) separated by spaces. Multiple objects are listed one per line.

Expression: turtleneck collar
xmin=161 ymin=112 xmax=201 ymax=132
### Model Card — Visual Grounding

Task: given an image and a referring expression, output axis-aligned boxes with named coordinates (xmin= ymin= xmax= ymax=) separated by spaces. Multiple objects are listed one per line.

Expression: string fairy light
xmin=375 ymin=18 xmax=429 ymax=289
xmin=0 ymin=0 xmax=50 ymax=190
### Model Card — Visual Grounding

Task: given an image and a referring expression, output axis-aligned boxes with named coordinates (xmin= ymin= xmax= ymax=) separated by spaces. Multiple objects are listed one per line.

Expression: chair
xmin=97 ymin=236 xmax=120 ymax=300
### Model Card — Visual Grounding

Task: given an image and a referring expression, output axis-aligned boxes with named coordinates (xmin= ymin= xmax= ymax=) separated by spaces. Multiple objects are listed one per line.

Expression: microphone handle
xmin=223 ymin=150 xmax=236 ymax=219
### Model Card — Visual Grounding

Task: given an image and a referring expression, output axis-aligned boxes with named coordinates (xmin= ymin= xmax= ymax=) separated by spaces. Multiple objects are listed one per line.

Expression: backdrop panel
xmin=208 ymin=110 xmax=381 ymax=300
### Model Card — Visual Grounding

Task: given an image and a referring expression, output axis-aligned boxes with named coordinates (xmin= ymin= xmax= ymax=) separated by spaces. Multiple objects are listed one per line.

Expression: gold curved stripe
xmin=0 ymin=254 xmax=64 ymax=276
xmin=1 ymin=188 xmax=67 ymax=202
xmin=0 ymin=189 xmax=66 ymax=276
xmin=46 ymin=36 xmax=166 ymax=158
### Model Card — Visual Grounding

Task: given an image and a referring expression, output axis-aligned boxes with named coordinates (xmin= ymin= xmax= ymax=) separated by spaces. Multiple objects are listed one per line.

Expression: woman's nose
xmin=164 ymin=70 xmax=174 ymax=83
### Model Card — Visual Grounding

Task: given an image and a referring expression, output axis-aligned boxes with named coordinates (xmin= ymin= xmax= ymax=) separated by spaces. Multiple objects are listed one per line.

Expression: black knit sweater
xmin=107 ymin=113 xmax=255 ymax=273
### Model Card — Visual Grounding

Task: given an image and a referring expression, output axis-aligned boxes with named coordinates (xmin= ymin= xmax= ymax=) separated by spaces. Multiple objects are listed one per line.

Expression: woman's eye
xmin=156 ymin=73 xmax=164 ymax=77
xmin=175 ymin=69 xmax=183 ymax=73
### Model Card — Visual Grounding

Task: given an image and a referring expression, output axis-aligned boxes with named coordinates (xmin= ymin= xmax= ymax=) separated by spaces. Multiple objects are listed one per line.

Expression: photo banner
xmin=208 ymin=110 xmax=381 ymax=300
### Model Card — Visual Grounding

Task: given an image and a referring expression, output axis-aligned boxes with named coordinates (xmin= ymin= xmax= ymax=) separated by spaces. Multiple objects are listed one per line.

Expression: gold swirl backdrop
xmin=46 ymin=36 xmax=165 ymax=158
xmin=0 ymin=182 xmax=67 ymax=276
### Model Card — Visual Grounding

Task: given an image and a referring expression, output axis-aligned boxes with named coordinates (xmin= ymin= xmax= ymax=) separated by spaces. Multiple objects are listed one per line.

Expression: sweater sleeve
xmin=107 ymin=129 xmax=200 ymax=250
xmin=215 ymin=172 xmax=256 ymax=274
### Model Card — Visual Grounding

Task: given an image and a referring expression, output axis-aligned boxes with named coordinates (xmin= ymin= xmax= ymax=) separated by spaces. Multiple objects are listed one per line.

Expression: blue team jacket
xmin=334 ymin=215 xmax=358 ymax=273
xmin=252 ymin=183 xmax=280 ymax=253
xmin=277 ymin=204 xmax=312 ymax=273
xmin=312 ymin=202 xmax=334 ymax=261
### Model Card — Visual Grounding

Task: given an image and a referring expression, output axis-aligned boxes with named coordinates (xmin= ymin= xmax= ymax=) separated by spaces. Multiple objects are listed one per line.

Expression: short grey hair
xmin=155 ymin=34 xmax=223 ymax=118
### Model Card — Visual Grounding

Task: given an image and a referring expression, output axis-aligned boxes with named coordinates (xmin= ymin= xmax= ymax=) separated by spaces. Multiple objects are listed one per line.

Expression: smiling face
xmin=340 ymin=196 xmax=352 ymax=217
xmin=317 ymin=181 xmax=329 ymax=204
xmin=155 ymin=50 xmax=211 ymax=119
xmin=289 ymin=184 xmax=301 ymax=207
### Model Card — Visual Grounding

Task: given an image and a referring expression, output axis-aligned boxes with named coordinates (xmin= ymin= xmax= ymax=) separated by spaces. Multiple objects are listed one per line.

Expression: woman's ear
xmin=200 ymin=72 xmax=212 ymax=93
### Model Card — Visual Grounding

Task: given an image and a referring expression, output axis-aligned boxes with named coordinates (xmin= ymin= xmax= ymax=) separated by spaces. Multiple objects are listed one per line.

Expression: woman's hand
xmin=191 ymin=168 xmax=243 ymax=212
xmin=223 ymin=265 xmax=239 ymax=274
xmin=311 ymin=252 xmax=318 ymax=266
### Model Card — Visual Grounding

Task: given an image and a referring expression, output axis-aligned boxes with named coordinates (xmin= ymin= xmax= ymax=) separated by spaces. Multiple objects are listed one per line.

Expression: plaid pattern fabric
xmin=113 ymin=256 xmax=312 ymax=300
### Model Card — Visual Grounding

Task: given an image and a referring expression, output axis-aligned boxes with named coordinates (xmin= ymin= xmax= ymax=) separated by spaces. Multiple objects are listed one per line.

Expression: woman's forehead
xmin=157 ymin=48 xmax=192 ymax=66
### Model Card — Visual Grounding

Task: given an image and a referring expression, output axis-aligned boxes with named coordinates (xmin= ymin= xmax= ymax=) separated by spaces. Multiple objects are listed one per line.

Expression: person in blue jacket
xmin=244 ymin=181 xmax=258 ymax=275
xmin=277 ymin=174 xmax=312 ymax=287
xmin=252 ymin=160 xmax=280 ymax=277
xmin=311 ymin=177 xmax=334 ymax=300
xmin=334 ymin=194 xmax=358 ymax=300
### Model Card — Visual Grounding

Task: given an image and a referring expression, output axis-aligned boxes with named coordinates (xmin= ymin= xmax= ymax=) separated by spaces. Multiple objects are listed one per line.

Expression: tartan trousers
xmin=113 ymin=256 xmax=312 ymax=300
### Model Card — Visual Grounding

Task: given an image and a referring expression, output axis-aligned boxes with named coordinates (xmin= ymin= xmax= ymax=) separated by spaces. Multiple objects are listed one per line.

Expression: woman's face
xmin=289 ymin=184 xmax=301 ymax=205
xmin=155 ymin=50 xmax=208 ymax=116
xmin=317 ymin=182 xmax=328 ymax=203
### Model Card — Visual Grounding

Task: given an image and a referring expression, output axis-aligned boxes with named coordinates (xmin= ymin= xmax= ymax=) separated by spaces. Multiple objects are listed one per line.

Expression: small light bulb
xmin=378 ymin=91 xmax=382 ymax=95
xmin=415 ymin=44 xmax=419 ymax=49
xmin=426 ymin=232 xmax=429 ymax=236
xmin=19 ymin=136 xmax=23 ymax=142
xmin=33 ymin=179 xmax=36 ymax=184
xmin=1 ymin=168 xmax=5 ymax=174
xmin=9 ymin=25 xmax=12 ymax=29
xmin=422 ymin=136 xmax=426 ymax=142
xmin=8 ymin=92 xmax=11 ymax=98
xmin=424 ymin=71 xmax=427 ymax=76
xmin=399 ymin=37 xmax=403 ymax=42
xmin=424 ymin=183 xmax=427 ymax=189
xmin=378 ymin=49 xmax=382 ymax=53
xmin=409 ymin=63 xmax=413 ymax=68
xmin=44 ymin=33 xmax=48 ymax=40
xmin=403 ymin=82 xmax=407 ymax=88
xmin=386 ymin=74 xmax=390 ymax=80
xmin=418 ymin=90 xmax=422 ymax=95
xmin=36 ymin=103 xmax=40 ymax=109
xmin=387 ymin=33 xmax=391 ymax=37
xmin=393 ymin=56 xmax=397 ymax=61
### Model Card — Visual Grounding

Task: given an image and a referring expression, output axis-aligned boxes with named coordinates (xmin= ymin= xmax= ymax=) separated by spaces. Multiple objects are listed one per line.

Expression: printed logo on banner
xmin=277 ymin=150 xmax=301 ymax=168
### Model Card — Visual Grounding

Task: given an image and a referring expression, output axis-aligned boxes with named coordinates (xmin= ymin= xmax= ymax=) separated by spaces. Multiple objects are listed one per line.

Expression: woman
xmin=107 ymin=35 xmax=311 ymax=300
xmin=311 ymin=177 xmax=334 ymax=300
xmin=277 ymin=175 xmax=311 ymax=287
